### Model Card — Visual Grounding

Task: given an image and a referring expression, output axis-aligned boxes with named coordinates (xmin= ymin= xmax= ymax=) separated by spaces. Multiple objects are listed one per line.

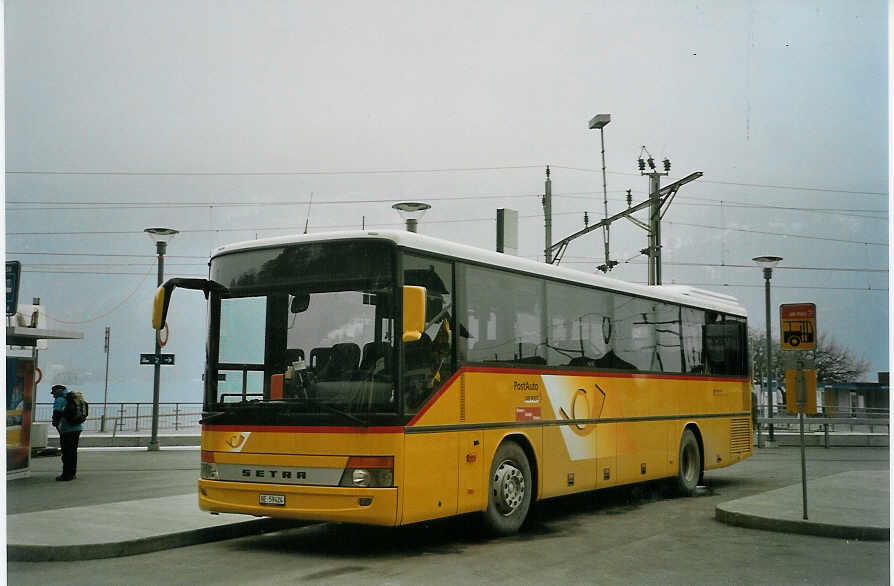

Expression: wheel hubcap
xmin=493 ymin=460 xmax=525 ymax=516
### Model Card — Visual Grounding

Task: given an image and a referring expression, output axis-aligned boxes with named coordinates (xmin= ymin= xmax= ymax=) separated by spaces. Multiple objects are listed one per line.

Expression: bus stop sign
xmin=780 ymin=303 xmax=817 ymax=351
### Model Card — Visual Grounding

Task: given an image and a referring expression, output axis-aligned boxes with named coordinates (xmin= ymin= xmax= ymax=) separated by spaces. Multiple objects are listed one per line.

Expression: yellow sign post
xmin=785 ymin=369 xmax=817 ymax=415
xmin=780 ymin=302 xmax=817 ymax=521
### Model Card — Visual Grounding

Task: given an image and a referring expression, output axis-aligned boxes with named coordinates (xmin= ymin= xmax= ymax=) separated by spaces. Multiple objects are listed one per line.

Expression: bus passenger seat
xmin=285 ymin=348 xmax=305 ymax=364
xmin=309 ymin=347 xmax=331 ymax=372
xmin=361 ymin=342 xmax=391 ymax=372
xmin=319 ymin=343 xmax=361 ymax=380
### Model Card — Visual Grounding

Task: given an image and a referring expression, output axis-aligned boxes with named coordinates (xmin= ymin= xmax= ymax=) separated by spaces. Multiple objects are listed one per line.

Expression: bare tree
xmin=749 ymin=330 xmax=870 ymax=386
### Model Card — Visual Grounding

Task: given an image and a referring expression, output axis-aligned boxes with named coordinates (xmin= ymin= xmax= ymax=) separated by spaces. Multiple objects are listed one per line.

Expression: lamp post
xmin=753 ymin=255 xmax=782 ymax=445
xmin=392 ymin=202 xmax=431 ymax=233
xmin=588 ymin=114 xmax=616 ymax=273
xmin=145 ymin=227 xmax=179 ymax=451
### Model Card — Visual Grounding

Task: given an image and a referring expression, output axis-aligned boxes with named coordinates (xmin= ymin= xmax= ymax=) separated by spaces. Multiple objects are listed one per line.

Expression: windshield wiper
xmin=200 ymin=411 xmax=226 ymax=424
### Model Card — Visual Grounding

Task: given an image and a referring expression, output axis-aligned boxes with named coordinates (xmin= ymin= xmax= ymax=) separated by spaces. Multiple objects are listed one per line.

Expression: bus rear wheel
xmin=675 ymin=428 xmax=701 ymax=496
xmin=483 ymin=441 xmax=532 ymax=536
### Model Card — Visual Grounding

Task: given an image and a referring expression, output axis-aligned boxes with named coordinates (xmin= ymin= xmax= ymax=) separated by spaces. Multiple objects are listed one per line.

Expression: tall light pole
xmin=753 ymin=255 xmax=782 ymax=445
xmin=145 ymin=227 xmax=179 ymax=451
xmin=101 ymin=325 xmax=110 ymax=432
xmin=589 ymin=114 xmax=617 ymax=274
xmin=392 ymin=202 xmax=431 ymax=233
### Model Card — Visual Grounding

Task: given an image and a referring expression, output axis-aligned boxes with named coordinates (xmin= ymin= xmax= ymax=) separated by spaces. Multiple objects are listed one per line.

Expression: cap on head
xmin=51 ymin=384 xmax=67 ymax=394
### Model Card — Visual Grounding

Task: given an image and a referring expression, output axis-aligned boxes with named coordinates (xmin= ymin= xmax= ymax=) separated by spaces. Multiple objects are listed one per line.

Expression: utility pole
xmin=638 ymin=148 xmax=672 ymax=285
xmin=548 ymin=165 xmax=702 ymax=273
xmin=542 ymin=166 xmax=552 ymax=263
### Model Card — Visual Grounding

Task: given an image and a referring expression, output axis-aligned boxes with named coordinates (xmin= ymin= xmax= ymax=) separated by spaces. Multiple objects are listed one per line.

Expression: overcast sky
xmin=4 ymin=1 xmax=888 ymax=404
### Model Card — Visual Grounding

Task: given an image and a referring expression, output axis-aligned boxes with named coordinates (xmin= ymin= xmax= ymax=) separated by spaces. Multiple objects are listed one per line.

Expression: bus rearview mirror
xmin=402 ymin=285 xmax=426 ymax=343
xmin=152 ymin=285 xmax=170 ymax=330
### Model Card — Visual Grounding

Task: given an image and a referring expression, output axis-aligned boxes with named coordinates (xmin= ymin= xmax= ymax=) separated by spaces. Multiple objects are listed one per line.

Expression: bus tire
xmin=675 ymin=428 xmax=701 ymax=496
xmin=483 ymin=441 xmax=532 ymax=536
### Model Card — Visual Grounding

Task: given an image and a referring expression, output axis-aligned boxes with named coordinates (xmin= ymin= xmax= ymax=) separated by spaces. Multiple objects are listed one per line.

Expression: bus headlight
xmin=201 ymin=451 xmax=220 ymax=480
xmin=352 ymin=469 xmax=371 ymax=487
xmin=339 ymin=456 xmax=394 ymax=488
xmin=201 ymin=462 xmax=220 ymax=480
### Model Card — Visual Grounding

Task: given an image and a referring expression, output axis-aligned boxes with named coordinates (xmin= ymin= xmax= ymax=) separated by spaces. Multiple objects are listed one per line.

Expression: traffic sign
xmin=780 ymin=303 xmax=817 ymax=350
xmin=140 ymin=353 xmax=175 ymax=365
xmin=785 ymin=369 xmax=817 ymax=415
xmin=6 ymin=261 xmax=21 ymax=316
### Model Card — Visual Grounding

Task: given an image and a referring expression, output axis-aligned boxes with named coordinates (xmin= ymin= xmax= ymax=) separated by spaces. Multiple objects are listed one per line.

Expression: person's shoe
xmin=55 ymin=475 xmax=74 ymax=481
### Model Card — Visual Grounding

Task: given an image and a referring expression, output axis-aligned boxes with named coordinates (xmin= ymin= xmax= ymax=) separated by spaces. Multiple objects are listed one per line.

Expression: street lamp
xmin=588 ymin=114 xmax=617 ymax=274
xmin=753 ymin=255 xmax=782 ymax=446
xmin=392 ymin=202 xmax=431 ymax=233
xmin=145 ymin=227 xmax=179 ymax=451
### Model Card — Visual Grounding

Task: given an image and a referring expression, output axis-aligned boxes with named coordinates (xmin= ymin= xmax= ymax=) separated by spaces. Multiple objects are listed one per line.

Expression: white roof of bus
xmin=212 ymin=230 xmax=746 ymax=317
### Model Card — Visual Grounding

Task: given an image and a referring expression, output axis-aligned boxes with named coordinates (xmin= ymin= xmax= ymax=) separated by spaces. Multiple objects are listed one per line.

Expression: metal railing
xmin=756 ymin=404 xmax=889 ymax=431
xmin=755 ymin=404 xmax=888 ymax=448
xmin=34 ymin=402 xmax=203 ymax=434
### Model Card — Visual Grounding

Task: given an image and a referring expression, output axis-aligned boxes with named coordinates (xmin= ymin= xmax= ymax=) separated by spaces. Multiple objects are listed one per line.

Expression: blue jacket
xmin=53 ymin=390 xmax=84 ymax=433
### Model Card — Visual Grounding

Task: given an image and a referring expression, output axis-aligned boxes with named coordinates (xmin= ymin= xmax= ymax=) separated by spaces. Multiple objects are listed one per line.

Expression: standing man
xmin=51 ymin=384 xmax=83 ymax=481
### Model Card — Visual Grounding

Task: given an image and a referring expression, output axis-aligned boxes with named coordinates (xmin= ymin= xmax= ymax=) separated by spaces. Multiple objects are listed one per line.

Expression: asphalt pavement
xmin=6 ymin=436 xmax=889 ymax=562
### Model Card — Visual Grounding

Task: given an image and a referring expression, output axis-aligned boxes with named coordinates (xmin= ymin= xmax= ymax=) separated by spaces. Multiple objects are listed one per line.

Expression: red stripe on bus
xmin=202 ymin=425 xmax=404 ymax=434
xmin=405 ymin=369 xmax=465 ymax=426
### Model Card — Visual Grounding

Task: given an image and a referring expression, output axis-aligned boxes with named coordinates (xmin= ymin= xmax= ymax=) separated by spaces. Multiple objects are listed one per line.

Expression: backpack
xmin=64 ymin=391 xmax=89 ymax=425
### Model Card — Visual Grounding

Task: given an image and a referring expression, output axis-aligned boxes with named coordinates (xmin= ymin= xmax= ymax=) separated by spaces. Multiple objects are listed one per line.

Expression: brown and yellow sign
xmin=780 ymin=303 xmax=817 ymax=351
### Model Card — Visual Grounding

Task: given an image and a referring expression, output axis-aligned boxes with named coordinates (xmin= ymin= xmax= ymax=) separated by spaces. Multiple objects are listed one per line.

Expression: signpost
xmin=780 ymin=303 xmax=817 ymax=520
xmin=6 ymin=261 xmax=22 ymax=316
xmin=140 ymin=353 xmax=175 ymax=366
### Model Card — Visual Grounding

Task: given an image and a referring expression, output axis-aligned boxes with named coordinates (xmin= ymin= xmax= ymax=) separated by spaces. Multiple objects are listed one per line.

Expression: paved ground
xmin=6 ymin=442 xmax=889 ymax=565
xmin=7 ymin=445 xmax=890 ymax=584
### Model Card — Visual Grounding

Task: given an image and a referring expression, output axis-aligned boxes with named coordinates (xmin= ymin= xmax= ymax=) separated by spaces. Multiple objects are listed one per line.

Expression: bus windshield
xmin=206 ymin=240 xmax=397 ymax=422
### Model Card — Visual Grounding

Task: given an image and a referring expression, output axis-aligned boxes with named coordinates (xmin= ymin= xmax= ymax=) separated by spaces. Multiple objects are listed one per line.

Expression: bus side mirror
xmin=151 ymin=278 xmax=228 ymax=330
xmin=402 ymin=285 xmax=426 ymax=343
xmin=152 ymin=284 xmax=172 ymax=330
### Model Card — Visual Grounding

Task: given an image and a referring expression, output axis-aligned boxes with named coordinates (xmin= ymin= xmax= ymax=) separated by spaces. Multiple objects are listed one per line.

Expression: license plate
xmin=259 ymin=494 xmax=285 ymax=506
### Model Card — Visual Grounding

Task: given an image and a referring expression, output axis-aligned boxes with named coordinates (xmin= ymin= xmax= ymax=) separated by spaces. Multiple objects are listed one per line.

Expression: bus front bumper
xmin=198 ymin=479 xmax=399 ymax=526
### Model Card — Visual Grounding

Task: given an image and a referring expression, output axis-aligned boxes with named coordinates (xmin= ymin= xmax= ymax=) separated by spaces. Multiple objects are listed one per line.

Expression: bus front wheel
xmin=675 ymin=429 xmax=702 ymax=496
xmin=483 ymin=441 xmax=532 ymax=535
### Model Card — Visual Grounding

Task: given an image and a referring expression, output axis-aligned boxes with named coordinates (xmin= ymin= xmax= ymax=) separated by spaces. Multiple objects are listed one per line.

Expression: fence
xmin=34 ymin=402 xmax=203 ymax=434
xmin=756 ymin=403 xmax=889 ymax=433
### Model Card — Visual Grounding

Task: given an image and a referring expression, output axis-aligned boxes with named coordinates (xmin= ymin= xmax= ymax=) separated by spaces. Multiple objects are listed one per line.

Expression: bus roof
xmin=212 ymin=230 xmax=747 ymax=317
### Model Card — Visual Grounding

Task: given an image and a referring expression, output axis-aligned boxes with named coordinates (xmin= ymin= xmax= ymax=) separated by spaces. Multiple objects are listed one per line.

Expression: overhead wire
xmin=39 ymin=264 xmax=157 ymax=324
xmin=7 ymin=162 xmax=887 ymax=195
xmin=549 ymin=165 xmax=887 ymax=196
xmin=9 ymin=215 xmax=887 ymax=248
xmin=6 ymin=164 xmax=545 ymax=177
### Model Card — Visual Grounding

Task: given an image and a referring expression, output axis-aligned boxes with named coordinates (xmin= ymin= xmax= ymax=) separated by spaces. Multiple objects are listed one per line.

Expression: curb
xmin=714 ymin=505 xmax=890 ymax=541
xmin=7 ymin=518 xmax=302 ymax=562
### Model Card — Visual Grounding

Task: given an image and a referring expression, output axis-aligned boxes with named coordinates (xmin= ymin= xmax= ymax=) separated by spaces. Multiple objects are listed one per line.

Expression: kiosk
xmin=6 ymin=305 xmax=82 ymax=479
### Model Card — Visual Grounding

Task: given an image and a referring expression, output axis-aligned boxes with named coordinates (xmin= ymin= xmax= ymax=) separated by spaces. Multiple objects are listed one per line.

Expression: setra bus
xmin=152 ymin=230 xmax=752 ymax=535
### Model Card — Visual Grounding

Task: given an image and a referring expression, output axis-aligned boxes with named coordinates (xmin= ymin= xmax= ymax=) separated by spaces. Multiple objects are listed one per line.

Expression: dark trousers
xmin=60 ymin=430 xmax=81 ymax=478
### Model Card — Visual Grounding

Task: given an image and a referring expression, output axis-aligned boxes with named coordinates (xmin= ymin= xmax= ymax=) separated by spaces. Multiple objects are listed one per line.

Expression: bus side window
xmin=402 ymin=254 xmax=454 ymax=414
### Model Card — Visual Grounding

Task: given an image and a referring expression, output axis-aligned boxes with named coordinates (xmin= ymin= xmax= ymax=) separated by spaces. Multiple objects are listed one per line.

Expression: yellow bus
xmin=153 ymin=230 xmax=752 ymax=535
